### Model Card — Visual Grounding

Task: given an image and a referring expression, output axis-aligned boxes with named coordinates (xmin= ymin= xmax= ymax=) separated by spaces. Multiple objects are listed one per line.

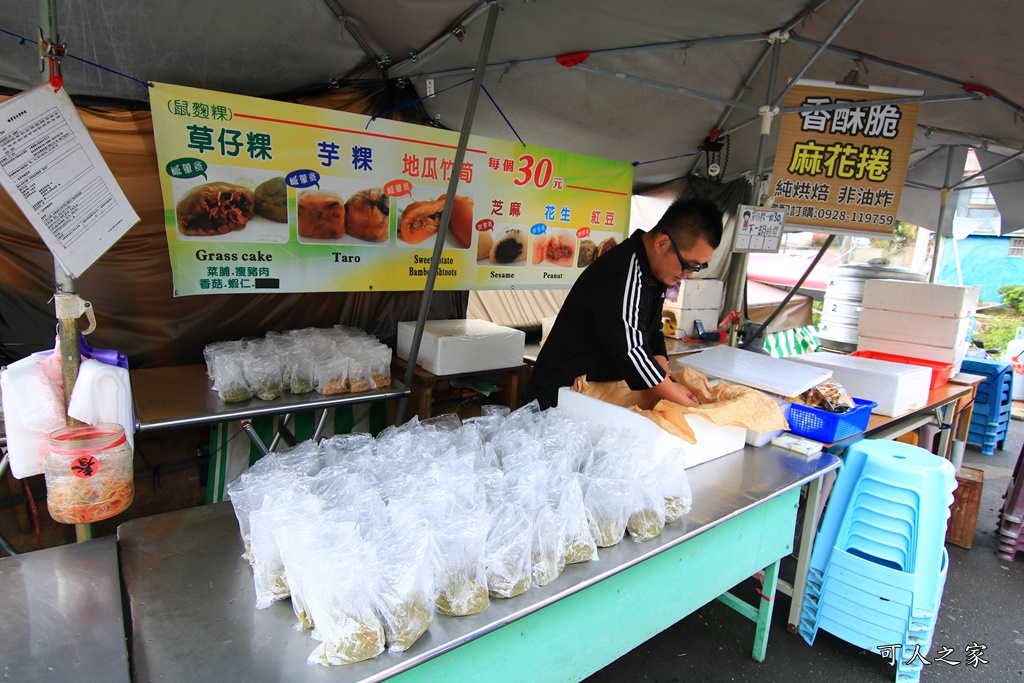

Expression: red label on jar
xmin=71 ymin=455 xmax=100 ymax=479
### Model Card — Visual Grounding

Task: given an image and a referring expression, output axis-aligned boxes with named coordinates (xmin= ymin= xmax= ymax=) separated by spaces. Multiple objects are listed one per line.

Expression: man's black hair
xmin=654 ymin=197 xmax=724 ymax=250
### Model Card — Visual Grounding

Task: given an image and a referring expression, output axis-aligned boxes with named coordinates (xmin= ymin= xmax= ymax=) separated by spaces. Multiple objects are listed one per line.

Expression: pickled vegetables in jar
xmin=45 ymin=423 xmax=134 ymax=524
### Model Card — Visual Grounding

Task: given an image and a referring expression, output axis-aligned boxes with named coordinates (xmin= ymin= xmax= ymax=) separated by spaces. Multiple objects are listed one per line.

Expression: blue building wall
xmin=938 ymin=236 xmax=1024 ymax=303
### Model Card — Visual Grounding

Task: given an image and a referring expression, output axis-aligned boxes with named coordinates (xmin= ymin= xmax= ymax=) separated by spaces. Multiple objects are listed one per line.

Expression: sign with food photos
xmin=769 ymin=80 xmax=920 ymax=235
xmin=150 ymin=83 xmax=632 ymax=296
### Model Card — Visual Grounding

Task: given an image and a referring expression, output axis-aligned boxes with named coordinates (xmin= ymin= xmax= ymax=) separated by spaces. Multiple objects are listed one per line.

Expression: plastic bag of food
xmin=283 ymin=346 xmax=316 ymax=395
xmin=370 ymin=511 xmax=435 ymax=652
xmin=271 ymin=497 xmax=328 ymax=631
xmin=653 ymin=449 xmax=692 ymax=523
xmin=204 ymin=340 xmax=252 ymax=403
xmin=243 ymin=339 xmax=284 ymax=401
xmin=340 ymin=342 xmax=374 ymax=393
xmin=226 ymin=470 xmax=300 ymax=561
xmin=366 ymin=345 xmax=392 ymax=389
xmin=626 ymin=478 xmax=666 ymax=542
xmin=484 ymin=499 xmax=533 ymax=599
xmin=555 ymin=474 xmax=598 ymax=563
xmin=797 ymin=378 xmax=856 ymax=413
xmin=530 ymin=502 xmax=567 ymax=587
xmin=429 ymin=484 xmax=490 ymax=616
xmin=248 ymin=489 xmax=316 ymax=609
xmin=583 ymin=476 xmax=635 ymax=548
xmin=315 ymin=355 xmax=350 ymax=395
xmin=297 ymin=522 xmax=385 ymax=666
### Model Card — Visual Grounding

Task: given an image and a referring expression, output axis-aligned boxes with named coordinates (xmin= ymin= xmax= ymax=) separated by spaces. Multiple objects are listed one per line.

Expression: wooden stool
xmin=946 ymin=467 xmax=984 ymax=549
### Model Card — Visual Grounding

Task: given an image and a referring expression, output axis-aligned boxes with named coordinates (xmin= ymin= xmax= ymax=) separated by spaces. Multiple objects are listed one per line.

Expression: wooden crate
xmin=946 ymin=466 xmax=984 ymax=549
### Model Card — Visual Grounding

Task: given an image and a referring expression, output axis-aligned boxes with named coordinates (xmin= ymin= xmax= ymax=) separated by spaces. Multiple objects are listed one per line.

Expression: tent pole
xmin=724 ymin=36 xmax=783 ymax=346
xmin=771 ymin=0 xmax=865 ymax=109
xmin=393 ymin=1 xmax=500 ymax=425
xmin=929 ymin=146 xmax=958 ymax=283
xmin=40 ymin=0 xmax=89 ymax=543
xmin=404 ymin=32 xmax=769 ymax=82
xmin=951 ymin=150 xmax=1024 ymax=190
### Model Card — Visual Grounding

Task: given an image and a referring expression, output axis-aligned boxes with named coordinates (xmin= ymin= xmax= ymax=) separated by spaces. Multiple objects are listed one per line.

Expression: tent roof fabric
xmin=2 ymin=0 xmax=1023 ymax=233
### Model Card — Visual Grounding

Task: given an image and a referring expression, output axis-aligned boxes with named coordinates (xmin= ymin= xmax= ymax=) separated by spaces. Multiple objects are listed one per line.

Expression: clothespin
xmin=38 ymin=29 xmax=67 ymax=91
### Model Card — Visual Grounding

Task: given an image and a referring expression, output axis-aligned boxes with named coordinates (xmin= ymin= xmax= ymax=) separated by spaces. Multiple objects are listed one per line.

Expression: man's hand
xmin=647 ymin=373 xmax=701 ymax=407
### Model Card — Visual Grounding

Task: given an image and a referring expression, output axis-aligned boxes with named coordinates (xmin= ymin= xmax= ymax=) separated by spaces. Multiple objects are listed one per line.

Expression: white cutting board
xmin=674 ymin=345 xmax=832 ymax=398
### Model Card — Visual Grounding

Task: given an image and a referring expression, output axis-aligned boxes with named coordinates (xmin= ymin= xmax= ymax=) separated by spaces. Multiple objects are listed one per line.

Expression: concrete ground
xmin=586 ymin=406 xmax=1024 ymax=683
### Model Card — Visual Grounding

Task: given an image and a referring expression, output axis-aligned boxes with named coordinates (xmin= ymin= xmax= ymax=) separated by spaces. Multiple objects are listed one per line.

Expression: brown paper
xmin=570 ymin=367 xmax=789 ymax=444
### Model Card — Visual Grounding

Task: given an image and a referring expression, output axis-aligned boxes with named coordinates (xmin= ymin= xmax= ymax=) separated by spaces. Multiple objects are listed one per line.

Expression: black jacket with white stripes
xmin=525 ymin=230 xmax=668 ymax=409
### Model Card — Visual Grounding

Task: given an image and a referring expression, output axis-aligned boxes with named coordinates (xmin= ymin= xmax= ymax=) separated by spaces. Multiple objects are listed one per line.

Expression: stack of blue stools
xmin=961 ymin=357 xmax=1012 ymax=456
xmin=800 ymin=439 xmax=957 ymax=683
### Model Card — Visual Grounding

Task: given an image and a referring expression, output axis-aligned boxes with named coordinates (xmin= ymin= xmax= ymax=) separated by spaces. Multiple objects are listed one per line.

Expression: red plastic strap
xmin=555 ymin=51 xmax=590 ymax=68
xmin=963 ymin=82 xmax=994 ymax=97
xmin=757 ymin=589 xmax=774 ymax=602
xmin=709 ymin=126 xmax=721 ymax=142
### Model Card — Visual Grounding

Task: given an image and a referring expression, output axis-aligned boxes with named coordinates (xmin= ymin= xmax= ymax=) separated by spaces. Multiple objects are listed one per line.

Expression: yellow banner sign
xmin=150 ymin=83 xmax=632 ymax=296
xmin=769 ymin=81 xmax=920 ymax=234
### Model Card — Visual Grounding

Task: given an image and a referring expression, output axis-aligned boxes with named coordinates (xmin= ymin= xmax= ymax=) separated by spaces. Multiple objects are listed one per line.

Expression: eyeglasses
xmin=665 ymin=232 xmax=710 ymax=273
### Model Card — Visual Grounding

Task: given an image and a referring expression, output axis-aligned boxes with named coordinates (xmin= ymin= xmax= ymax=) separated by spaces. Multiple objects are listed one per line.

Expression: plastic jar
xmin=44 ymin=422 xmax=134 ymax=524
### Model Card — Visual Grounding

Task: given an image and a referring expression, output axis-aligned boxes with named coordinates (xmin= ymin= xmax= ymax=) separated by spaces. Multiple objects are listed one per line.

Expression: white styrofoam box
xmin=858 ymin=335 xmax=969 ymax=370
xmin=858 ymin=307 xmax=974 ymax=348
xmin=862 ymin=280 xmax=980 ymax=319
xmin=788 ymin=351 xmax=931 ymax=417
xmin=397 ymin=319 xmax=525 ymax=376
xmin=663 ymin=278 xmax=725 ymax=311
xmin=557 ymin=387 xmax=745 ymax=469
xmin=665 ymin=308 xmax=721 ymax=340
xmin=746 ymin=394 xmax=792 ymax=447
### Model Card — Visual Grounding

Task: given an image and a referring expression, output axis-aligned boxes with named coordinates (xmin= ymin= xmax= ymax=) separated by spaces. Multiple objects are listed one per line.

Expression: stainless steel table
xmin=0 ymin=536 xmax=130 ymax=683
xmin=118 ymin=445 xmax=838 ymax=683
xmin=131 ymin=363 xmax=409 ymax=433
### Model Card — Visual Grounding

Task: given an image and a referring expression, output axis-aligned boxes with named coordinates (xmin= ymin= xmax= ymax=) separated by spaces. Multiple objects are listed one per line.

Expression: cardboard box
xmin=664 ymin=308 xmax=721 ymax=340
xmin=862 ymin=280 xmax=980 ymax=319
xmin=397 ymin=319 xmax=525 ymax=376
xmin=858 ymin=307 xmax=973 ymax=348
xmin=788 ymin=351 xmax=932 ymax=417
xmin=557 ymin=387 xmax=745 ymax=469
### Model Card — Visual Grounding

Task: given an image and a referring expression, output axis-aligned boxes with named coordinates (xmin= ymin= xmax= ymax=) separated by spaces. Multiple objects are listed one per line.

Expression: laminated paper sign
xmin=0 ymin=83 xmax=140 ymax=277
xmin=769 ymin=80 xmax=921 ymax=235
xmin=149 ymin=83 xmax=632 ymax=297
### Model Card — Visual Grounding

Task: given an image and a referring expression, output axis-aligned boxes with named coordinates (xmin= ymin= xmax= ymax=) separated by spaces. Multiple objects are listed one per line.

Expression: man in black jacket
xmin=525 ymin=198 xmax=724 ymax=409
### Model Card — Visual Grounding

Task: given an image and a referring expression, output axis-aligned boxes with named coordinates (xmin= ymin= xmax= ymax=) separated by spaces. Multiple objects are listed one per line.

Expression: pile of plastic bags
xmin=204 ymin=325 xmax=392 ymax=402
xmin=227 ymin=402 xmax=692 ymax=666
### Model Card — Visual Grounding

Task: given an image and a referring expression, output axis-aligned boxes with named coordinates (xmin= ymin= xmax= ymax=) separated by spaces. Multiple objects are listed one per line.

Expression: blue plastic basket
xmin=788 ymin=397 xmax=877 ymax=443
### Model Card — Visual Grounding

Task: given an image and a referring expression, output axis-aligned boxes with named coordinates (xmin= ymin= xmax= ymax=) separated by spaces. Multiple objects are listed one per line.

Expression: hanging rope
xmin=481 ymin=84 xmax=524 ymax=146
xmin=632 ymin=150 xmax=701 ymax=167
xmin=2 ymin=26 xmax=151 ymax=90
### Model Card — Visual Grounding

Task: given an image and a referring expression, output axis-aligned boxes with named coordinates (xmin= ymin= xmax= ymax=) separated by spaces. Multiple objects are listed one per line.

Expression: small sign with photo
xmin=733 ymin=205 xmax=786 ymax=253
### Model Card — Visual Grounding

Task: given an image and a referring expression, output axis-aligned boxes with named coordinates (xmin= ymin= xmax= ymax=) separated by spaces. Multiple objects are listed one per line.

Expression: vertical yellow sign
xmin=769 ymin=81 xmax=920 ymax=234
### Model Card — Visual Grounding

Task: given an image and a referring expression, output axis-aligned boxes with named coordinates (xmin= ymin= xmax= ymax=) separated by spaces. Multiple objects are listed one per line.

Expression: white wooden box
xmin=788 ymin=351 xmax=932 ymax=417
xmin=663 ymin=278 xmax=725 ymax=311
xmin=858 ymin=307 xmax=973 ymax=348
xmin=862 ymin=280 xmax=980 ymax=319
xmin=557 ymin=387 xmax=746 ymax=469
xmin=397 ymin=319 xmax=525 ymax=376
